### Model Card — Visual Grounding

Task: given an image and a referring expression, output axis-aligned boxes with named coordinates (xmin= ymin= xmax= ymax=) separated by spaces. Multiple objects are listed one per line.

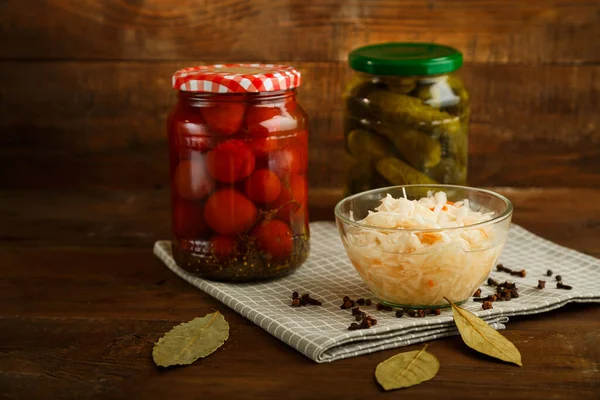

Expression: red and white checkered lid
xmin=172 ymin=64 xmax=301 ymax=93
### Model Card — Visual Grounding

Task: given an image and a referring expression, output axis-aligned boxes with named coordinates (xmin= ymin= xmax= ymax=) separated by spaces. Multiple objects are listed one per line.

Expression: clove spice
xmin=537 ymin=280 xmax=546 ymax=289
xmin=376 ymin=303 xmax=393 ymax=312
xmin=291 ymin=292 xmax=322 ymax=307
xmin=556 ymin=282 xmax=572 ymax=290
xmin=473 ymin=288 xmax=482 ymax=297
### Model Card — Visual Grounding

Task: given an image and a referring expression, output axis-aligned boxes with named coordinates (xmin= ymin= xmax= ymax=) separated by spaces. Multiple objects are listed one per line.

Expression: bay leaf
xmin=152 ymin=311 xmax=229 ymax=367
xmin=444 ymin=297 xmax=522 ymax=366
xmin=375 ymin=345 xmax=440 ymax=390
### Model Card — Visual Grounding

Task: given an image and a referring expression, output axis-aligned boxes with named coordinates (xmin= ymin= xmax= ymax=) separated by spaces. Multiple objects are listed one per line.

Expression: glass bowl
xmin=334 ymin=185 xmax=513 ymax=309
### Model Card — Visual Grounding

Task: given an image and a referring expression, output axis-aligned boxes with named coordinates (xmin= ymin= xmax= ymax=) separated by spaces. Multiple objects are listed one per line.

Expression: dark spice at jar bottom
xmin=537 ymin=280 xmax=546 ymax=289
xmin=173 ymin=235 xmax=309 ymax=282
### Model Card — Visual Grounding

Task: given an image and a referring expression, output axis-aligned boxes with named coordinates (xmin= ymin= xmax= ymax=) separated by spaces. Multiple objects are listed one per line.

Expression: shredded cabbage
xmin=343 ymin=191 xmax=507 ymax=307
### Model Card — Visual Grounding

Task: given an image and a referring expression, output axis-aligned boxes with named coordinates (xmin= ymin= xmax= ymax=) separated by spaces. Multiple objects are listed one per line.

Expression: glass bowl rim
xmin=334 ymin=184 xmax=513 ymax=234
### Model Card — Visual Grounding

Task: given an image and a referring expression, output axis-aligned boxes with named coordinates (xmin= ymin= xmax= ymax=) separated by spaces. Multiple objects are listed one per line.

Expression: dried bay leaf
xmin=152 ymin=311 xmax=229 ymax=367
xmin=444 ymin=297 xmax=522 ymax=366
xmin=375 ymin=345 xmax=440 ymax=390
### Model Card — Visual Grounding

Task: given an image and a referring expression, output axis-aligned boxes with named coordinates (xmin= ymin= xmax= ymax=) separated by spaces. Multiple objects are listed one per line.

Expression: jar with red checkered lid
xmin=167 ymin=64 xmax=309 ymax=281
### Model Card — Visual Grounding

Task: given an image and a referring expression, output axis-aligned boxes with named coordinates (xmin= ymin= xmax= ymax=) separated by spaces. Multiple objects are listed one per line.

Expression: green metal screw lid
xmin=348 ymin=43 xmax=463 ymax=76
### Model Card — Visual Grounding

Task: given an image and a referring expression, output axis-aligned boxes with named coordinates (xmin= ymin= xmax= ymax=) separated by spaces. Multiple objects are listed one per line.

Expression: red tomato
xmin=246 ymin=105 xmax=297 ymax=137
xmin=210 ymin=235 xmax=237 ymax=258
xmin=269 ymin=147 xmax=301 ymax=179
xmin=174 ymin=157 xmax=215 ymax=200
xmin=204 ymin=189 xmax=257 ymax=235
xmin=172 ymin=199 xmax=210 ymax=239
xmin=296 ymin=131 xmax=309 ymax=173
xmin=244 ymin=169 xmax=282 ymax=204
xmin=200 ymin=102 xmax=246 ymax=136
xmin=284 ymin=95 xmax=297 ymax=113
xmin=168 ymin=104 xmax=214 ymax=152
xmin=271 ymin=174 xmax=307 ymax=220
xmin=252 ymin=220 xmax=293 ymax=259
xmin=206 ymin=139 xmax=256 ymax=183
xmin=246 ymin=136 xmax=280 ymax=159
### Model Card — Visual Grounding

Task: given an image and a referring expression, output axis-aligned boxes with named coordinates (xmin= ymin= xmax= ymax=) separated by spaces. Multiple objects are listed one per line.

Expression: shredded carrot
xmin=446 ymin=201 xmax=455 ymax=205
xmin=427 ymin=279 xmax=435 ymax=288
xmin=442 ymin=205 xmax=448 ymax=211
xmin=429 ymin=207 xmax=435 ymax=211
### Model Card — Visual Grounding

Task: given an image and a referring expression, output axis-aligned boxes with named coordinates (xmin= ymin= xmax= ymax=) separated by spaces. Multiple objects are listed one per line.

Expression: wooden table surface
xmin=1 ymin=187 xmax=599 ymax=400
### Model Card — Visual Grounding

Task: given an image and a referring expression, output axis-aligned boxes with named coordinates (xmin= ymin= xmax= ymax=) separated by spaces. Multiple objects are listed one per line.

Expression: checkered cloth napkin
xmin=154 ymin=222 xmax=600 ymax=363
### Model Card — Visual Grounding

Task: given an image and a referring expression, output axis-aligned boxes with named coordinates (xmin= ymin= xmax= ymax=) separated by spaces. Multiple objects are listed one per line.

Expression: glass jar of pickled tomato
xmin=344 ymin=43 xmax=469 ymax=195
xmin=168 ymin=64 xmax=309 ymax=282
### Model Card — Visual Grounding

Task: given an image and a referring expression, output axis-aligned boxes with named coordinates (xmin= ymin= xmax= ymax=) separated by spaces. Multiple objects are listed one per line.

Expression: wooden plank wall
xmin=1 ymin=0 xmax=599 ymax=191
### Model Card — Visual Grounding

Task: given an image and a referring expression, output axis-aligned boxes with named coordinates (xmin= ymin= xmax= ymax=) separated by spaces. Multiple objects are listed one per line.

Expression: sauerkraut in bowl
xmin=334 ymin=185 xmax=512 ymax=309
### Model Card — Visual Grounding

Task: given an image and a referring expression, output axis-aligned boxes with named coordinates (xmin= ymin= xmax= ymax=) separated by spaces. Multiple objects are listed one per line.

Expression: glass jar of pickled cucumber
xmin=344 ymin=43 xmax=469 ymax=194
xmin=168 ymin=64 xmax=309 ymax=282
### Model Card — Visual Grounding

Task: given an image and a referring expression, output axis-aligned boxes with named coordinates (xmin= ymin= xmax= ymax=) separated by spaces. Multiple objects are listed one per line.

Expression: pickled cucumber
xmin=367 ymin=90 xmax=461 ymax=136
xmin=392 ymin=128 xmax=441 ymax=169
xmin=347 ymin=129 xmax=393 ymax=161
xmin=379 ymin=76 xmax=416 ymax=94
xmin=376 ymin=157 xmax=437 ymax=185
xmin=426 ymin=158 xmax=466 ymax=184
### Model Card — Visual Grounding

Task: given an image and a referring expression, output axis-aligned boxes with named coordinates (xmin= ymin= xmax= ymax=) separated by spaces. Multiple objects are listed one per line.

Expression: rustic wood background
xmin=1 ymin=0 xmax=599 ymax=192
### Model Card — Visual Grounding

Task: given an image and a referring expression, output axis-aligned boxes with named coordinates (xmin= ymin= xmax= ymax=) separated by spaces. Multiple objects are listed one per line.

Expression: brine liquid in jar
xmin=168 ymin=64 xmax=309 ymax=282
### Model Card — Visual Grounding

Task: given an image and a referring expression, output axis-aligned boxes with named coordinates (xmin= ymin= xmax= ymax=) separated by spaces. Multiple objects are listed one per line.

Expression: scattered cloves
xmin=291 ymin=292 xmax=322 ymax=307
xmin=557 ymin=282 xmax=572 ymax=290
xmin=487 ymin=278 xmax=499 ymax=286
xmin=365 ymin=299 xmax=372 ymax=306
xmin=395 ymin=310 xmax=404 ymax=318
xmin=496 ymin=264 xmax=512 ymax=273
xmin=355 ymin=298 xmax=365 ymax=305
xmin=556 ymin=275 xmax=562 ymax=282
xmin=537 ymin=280 xmax=546 ymax=289
xmin=482 ymin=301 xmax=493 ymax=310
xmin=340 ymin=296 xmax=355 ymax=309
xmin=376 ymin=303 xmax=393 ymax=312
xmin=510 ymin=269 xmax=527 ymax=278
xmin=473 ymin=288 xmax=482 ymax=297
xmin=546 ymin=269 xmax=553 ymax=277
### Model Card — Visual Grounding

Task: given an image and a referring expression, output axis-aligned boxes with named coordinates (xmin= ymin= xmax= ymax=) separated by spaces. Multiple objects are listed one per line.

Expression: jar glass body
xmin=167 ymin=90 xmax=310 ymax=281
xmin=343 ymin=71 xmax=469 ymax=195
